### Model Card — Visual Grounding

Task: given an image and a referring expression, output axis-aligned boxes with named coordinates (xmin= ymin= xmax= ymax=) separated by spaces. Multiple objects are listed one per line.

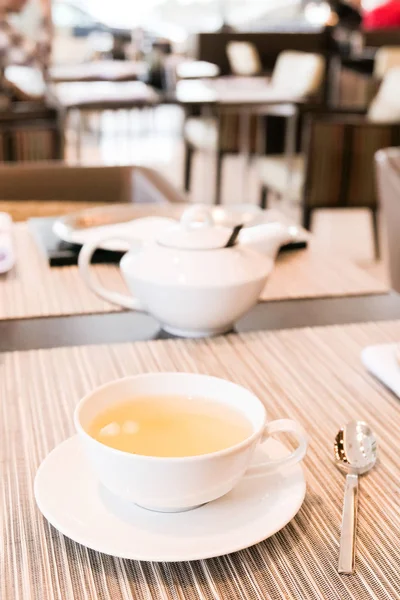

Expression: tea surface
xmin=88 ymin=395 xmax=252 ymax=457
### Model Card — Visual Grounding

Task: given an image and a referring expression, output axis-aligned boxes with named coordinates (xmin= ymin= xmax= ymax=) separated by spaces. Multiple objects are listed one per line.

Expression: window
xmin=53 ymin=0 xmax=302 ymax=33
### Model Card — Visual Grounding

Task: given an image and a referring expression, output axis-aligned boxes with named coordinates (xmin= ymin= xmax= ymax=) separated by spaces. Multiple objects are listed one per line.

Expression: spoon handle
xmin=338 ymin=473 xmax=359 ymax=574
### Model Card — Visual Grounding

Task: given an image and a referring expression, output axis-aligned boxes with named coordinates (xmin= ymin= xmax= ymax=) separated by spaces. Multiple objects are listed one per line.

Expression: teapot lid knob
xmin=157 ymin=205 xmax=233 ymax=250
xmin=180 ymin=205 xmax=214 ymax=230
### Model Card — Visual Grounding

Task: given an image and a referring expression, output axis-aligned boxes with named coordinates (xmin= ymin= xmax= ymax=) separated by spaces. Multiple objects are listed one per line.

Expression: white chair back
xmin=271 ymin=51 xmax=325 ymax=98
xmin=368 ymin=67 xmax=400 ymax=123
xmin=374 ymin=46 xmax=400 ymax=79
xmin=226 ymin=42 xmax=262 ymax=76
xmin=4 ymin=66 xmax=46 ymax=100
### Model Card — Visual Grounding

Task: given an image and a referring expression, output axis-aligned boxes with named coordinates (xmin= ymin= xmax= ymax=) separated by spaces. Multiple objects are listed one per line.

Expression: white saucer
xmin=34 ymin=436 xmax=306 ymax=562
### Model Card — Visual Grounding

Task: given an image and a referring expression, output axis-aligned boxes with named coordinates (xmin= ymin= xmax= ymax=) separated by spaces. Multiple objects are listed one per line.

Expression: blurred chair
xmin=184 ymin=51 xmax=326 ymax=203
xmin=4 ymin=66 xmax=46 ymax=101
xmin=359 ymin=46 xmax=400 ymax=104
xmin=226 ymin=42 xmax=262 ymax=76
xmin=375 ymin=147 xmax=400 ymax=291
xmin=257 ymin=69 xmax=400 ymax=254
xmin=194 ymin=28 xmax=333 ymax=81
xmin=353 ymin=47 xmax=400 ymax=108
xmin=0 ymin=162 xmax=187 ymax=221
xmin=338 ymin=46 xmax=400 ymax=111
xmin=368 ymin=67 xmax=400 ymax=122
xmin=269 ymin=52 xmax=325 ymax=97
xmin=0 ymin=66 xmax=63 ymax=163
xmin=374 ymin=46 xmax=400 ymax=79
xmin=0 ymin=103 xmax=63 ymax=163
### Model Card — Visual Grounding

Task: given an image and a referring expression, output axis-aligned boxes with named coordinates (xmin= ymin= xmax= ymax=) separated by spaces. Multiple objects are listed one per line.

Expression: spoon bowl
xmin=334 ymin=421 xmax=377 ymax=475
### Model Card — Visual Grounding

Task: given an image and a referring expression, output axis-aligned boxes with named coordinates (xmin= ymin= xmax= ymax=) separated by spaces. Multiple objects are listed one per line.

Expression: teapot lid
xmin=157 ymin=205 xmax=234 ymax=250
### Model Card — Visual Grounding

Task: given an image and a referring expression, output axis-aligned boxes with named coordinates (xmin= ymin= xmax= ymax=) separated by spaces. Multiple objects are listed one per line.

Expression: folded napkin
xmin=361 ymin=343 xmax=400 ymax=398
xmin=0 ymin=212 xmax=15 ymax=274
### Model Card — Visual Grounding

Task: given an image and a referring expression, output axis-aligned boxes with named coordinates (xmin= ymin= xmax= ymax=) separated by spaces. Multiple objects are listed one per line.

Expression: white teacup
xmin=74 ymin=373 xmax=308 ymax=512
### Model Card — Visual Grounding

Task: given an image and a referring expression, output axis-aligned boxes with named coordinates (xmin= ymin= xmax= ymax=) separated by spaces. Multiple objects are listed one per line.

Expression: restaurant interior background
xmin=3 ymin=0 xmax=400 ymax=285
xmin=5 ymin=1 xmax=400 ymax=597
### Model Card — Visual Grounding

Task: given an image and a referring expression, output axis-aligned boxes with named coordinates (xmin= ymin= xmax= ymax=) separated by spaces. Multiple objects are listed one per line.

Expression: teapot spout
xmin=239 ymin=222 xmax=298 ymax=258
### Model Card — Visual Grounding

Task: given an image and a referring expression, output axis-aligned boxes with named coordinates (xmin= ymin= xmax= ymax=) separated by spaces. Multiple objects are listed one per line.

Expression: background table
xmin=50 ymin=61 xmax=148 ymax=83
xmin=50 ymin=81 xmax=160 ymax=161
xmin=175 ymin=78 xmax=301 ymax=107
xmin=2 ymin=321 xmax=400 ymax=599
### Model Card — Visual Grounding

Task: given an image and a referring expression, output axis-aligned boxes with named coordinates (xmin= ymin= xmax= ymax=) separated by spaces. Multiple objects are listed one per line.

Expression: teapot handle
xmin=78 ymin=236 xmax=144 ymax=311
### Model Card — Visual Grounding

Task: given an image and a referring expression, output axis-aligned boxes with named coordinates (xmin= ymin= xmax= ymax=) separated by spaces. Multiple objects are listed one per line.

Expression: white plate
xmin=54 ymin=216 xmax=178 ymax=252
xmin=34 ymin=436 xmax=306 ymax=562
xmin=52 ymin=204 xmax=304 ymax=254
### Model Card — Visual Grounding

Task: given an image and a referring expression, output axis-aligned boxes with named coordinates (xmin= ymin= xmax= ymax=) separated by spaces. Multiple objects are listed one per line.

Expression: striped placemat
xmin=2 ymin=321 xmax=400 ymax=599
xmin=0 ymin=224 xmax=388 ymax=320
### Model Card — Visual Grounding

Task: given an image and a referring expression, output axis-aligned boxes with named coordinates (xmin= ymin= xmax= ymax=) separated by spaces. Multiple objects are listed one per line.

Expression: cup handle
xmin=78 ymin=235 xmax=144 ymax=311
xmin=245 ymin=419 xmax=308 ymax=477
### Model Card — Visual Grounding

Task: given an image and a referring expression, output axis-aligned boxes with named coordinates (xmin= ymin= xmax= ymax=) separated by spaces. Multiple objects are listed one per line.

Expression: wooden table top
xmin=175 ymin=77 xmax=303 ymax=108
xmin=0 ymin=208 xmax=395 ymax=353
xmin=51 ymin=81 xmax=160 ymax=110
xmin=4 ymin=320 xmax=400 ymax=598
xmin=50 ymin=60 xmax=148 ymax=83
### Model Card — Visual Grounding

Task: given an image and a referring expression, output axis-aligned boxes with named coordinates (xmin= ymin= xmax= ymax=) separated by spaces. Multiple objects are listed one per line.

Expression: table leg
xmin=284 ymin=109 xmax=299 ymax=204
xmin=75 ymin=109 xmax=82 ymax=163
xmin=239 ymin=111 xmax=251 ymax=203
xmin=256 ymin=114 xmax=266 ymax=157
xmin=203 ymin=104 xmax=218 ymax=204
xmin=95 ymin=111 xmax=102 ymax=144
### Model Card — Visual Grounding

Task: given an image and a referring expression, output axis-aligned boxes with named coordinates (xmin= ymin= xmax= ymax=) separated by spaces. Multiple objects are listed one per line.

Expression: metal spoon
xmin=334 ymin=421 xmax=377 ymax=574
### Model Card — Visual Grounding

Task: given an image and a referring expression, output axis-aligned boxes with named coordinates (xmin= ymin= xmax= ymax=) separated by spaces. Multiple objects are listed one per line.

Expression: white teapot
xmin=78 ymin=205 xmax=295 ymax=337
